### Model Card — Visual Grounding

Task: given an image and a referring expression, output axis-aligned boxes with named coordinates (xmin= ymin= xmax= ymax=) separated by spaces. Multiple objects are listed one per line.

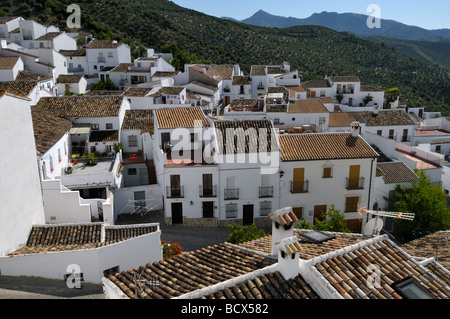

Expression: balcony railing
xmin=290 ymin=181 xmax=309 ymax=194
xmin=199 ymin=185 xmax=217 ymax=198
xmin=259 ymin=186 xmax=274 ymax=198
xmin=346 ymin=177 xmax=365 ymax=190
xmin=224 ymin=188 xmax=239 ymax=200
xmin=68 ymin=67 xmax=85 ymax=73
xmin=336 ymin=89 xmax=354 ymax=94
xmin=97 ymin=56 xmax=106 ymax=63
xmin=166 ymin=186 xmax=184 ymax=198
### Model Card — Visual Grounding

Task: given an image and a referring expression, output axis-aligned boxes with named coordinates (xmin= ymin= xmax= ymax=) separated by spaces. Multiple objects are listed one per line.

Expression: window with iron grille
xmin=259 ymin=201 xmax=272 ymax=216
xmin=225 ymin=203 xmax=238 ymax=218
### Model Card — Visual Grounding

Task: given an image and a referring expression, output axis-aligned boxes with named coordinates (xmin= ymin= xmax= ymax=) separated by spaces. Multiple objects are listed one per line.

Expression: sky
xmin=170 ymin=0 xmax=450 ymax=30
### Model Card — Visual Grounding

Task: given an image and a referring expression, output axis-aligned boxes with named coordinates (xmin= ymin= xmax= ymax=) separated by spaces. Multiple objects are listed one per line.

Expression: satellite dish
xmin=364 ymin=217 xmax=384 ymax=236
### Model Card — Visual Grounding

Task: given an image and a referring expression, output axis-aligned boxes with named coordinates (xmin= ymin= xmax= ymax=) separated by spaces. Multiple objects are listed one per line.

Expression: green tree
xmin=389 ymin=169 xmax=450 ymax=242
xmin=226 ymin=224 xmax=268 ymax=244
xmin=297 ymin=204 xmax=351 ymax=233
xmin=90 ymin=78 xmax=118 ymax=91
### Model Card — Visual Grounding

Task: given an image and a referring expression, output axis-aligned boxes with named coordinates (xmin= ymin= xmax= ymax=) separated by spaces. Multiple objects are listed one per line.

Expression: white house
xmin=85 ymin=39 xmax=131 ymax=76
xmin=0 ymin=55 xmax=24 ymax=81
xmin=60 ymin=48 xmax=87 ymax=75
xmin=0 ymin=80 xmax=42 ymax=105
xmin=278 ymin=127 xmax=379 ymax=233
xmin=0 ymin=91 xmax=45 ymax=256
xmin=0 ymin=17 xmax=23 ymax=40
xmin=56 ymin=74 xmax=87 ymax=95
xmin=230 ymin=75 xmax=252 ymax=102
xmin=250 ymin=64 xmax=290 ymax=99
xmin=25 ymin=32 xmax=77 ymax=52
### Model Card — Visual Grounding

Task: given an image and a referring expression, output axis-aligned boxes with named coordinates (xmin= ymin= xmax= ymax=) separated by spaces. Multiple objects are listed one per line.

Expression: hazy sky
xmin=171 ymin=0 xmax=449 ymax=30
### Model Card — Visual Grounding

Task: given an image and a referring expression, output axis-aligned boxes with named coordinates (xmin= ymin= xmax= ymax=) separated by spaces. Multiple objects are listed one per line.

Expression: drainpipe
xmin=367 ymin=156 xmax=376 ymax=225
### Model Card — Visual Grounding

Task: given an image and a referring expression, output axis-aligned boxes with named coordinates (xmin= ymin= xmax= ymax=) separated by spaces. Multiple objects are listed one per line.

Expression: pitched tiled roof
xmin=288 ymin=99 xmax=329 ymax=113
xmin=348 ymin=110 xmax=415 ymax=126
xmin=401 ymin=231 xmax=450 ymax=270
xmin=89 ymin=130 xmax=119 ymax=142
xmin=121 ymin=110 xmax=154 ymax=134
xmin=56 ymin=74 xmax=83 ymax=83
xmin=239 ymin=229 xmax=369 ymax=258
xmin=229 ymin=99 xmax=259 ymax=109
xmin=214 ymin=120 xmax=276 ymax=154
xmin=106 ymin=243 xmax=276 ymax=299
xmin=150 ymin=86 xmax=185 ymax=97
xmin=279 ymin=133 xmax=378 ymax=161
xmin=205 ymin=65 xmax=234 ymax=80
xmin=8 ymin=223 xmax=158 ymax=256
xmin=376 ymin=162 xmax=419 ymax=184
xmin=155 ymin=107 xmax=207 ymax=128
xmin=329 ymin=76 xmax=360 ymax=82
xmin=0 ymin=80 xmax=37 ymax=98
xmin=232 ymin=76 xmax=251 ymax=85
xmin=250 ymin=65 xmax=266 ymax=76
xmin=87 ymin=39 xmax=122 ymax=49
xmin=35 ymin=32 xmax=63 ymax=40
xmin=202 ymin=271 xmax=319 ymax=299
xmin=16 ymin=70 xmax=53 ymax=81
xmin=37 ymin=96 xmax=124 ymax=118
xmin=312 ymin=237 xmax=450 ymax=299
xmin=329 ymin=112 xmax=356 ymax=127
xmin=59 ymin=48 xmax=86 ymax=56
xmin=124 ymin=87 xmax=152 ymax=97
xmin=31 ymin=106 xmax=72 ymax=154
xmin=301 ymin=79 xmax=331 ymax=89
xmin=0 ymin=56 xmax=20 ymax=69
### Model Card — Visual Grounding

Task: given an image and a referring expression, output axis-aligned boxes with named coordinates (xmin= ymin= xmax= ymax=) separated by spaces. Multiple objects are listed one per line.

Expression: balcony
xmin=68 ymin=67 xmax=85 ymax=73
xmin=257 ymin=85 xmax=265 ymax=90
xmin=259 ymin=186 xmax=274 ymax=198
xmin=97 ymin=56 xmax=106 ymax=63
xmin=346 ymin=177 xmax=365 ymax=190
xmin=166 ymin=186 xmax=184 ymax=198
xmin=224 ymin=188 xmax=239 ymax=200
xmin=199 ymin=185 xmax=217 ymax=198
xmin=336 ymin=89 xmax=354 ymax=94
xmin=290 ymin=181 xmax=309 ymax=194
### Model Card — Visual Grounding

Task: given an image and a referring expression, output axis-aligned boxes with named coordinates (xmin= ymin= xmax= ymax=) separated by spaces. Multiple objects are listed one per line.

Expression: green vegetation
xmin=4 ymin=0 xmax=450 ymax=114
xmin=226 ymin=224 xmax=268 ymax=244
xmin=296 ymin=204 xmax=351 ymax=233
xmin=387 ymin=170 xmax=450 ymax=242
xmin=90 ymin=78 xmax=118 ymax=91
xmin=161 ymin=241 xmax=182 ymax=260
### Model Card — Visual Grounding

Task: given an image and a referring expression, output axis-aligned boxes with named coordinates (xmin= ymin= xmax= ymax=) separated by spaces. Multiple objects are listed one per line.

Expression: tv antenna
xmin=133 ymin=268 xmax=160 ymax=299
xmin=357 ymin=201 xmax=415 ymax=236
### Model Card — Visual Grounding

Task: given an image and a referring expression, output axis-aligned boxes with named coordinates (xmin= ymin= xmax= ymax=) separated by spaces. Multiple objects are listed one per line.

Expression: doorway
xmin=202 ymin=202 xmax=214 ymax=218
xmin=243 ymin=204 xmax=254 ymax=226
xmin=171 ymin=202 xmax=183 ymax=224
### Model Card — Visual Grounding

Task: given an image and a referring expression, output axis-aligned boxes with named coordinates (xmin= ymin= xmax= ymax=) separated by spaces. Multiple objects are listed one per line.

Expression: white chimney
xmin=276 ymin=236 xmax=301 ymax=280
xmin=268 ymin=206 xmax=298 ymax=256
xmin=350 ymin=121 xmax=360 ymax=137
xmin=373 ymin=105 xmax=379 ymax=115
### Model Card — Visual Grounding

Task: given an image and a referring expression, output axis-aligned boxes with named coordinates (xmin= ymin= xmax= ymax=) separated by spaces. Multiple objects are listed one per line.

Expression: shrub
xmin=226 ymin=224 xmax=268 ymax=244
xmin=161 ymin=241 xmax=182 ymax=260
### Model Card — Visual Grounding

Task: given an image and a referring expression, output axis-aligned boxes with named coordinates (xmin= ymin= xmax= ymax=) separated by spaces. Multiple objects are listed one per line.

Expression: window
xmin=94 ymin=65 xmax=98 ymax=70
xmin=39 ymin=42 xmax=44 ymax=48
xmin=395 ymin=277 xmax=436 ymax=299
xmin=106 ymin=145 xmax=112 ymax=152
xmin=345 ymin=196 xmax=359 ymax=212
xmin=108 ymin=52 xmax=113 ymax=58
xmin=377 ymin=130 xmax=382 ymax=136
xmin=320 ymin=90 xmax=326 ymax=97
xmin=389 ymin=129 xmax=395 ymax=140
xmin=436 ymin=145 xmax=441 ymax=154
xmin=91 ymin=124 xmax=99 ymax=130
xmin=225 ymin=203 xmax=238 ymax=218
xmin=323 ymin=167 xmax=332 ymax=178
xmin=103 ymin=266 xmax=119 ymax=277
xmin=274 ymin=118 xmax=280 ymax=125
xmin=128 ymin=135 xmax=138 ymax=147
xmin=106 ymin=123 xmax=113 ymax=130
xmin=128 ymin=168 xmax=137 ymax=175
xmin=259 ymin=201 xmax=272 ymax=216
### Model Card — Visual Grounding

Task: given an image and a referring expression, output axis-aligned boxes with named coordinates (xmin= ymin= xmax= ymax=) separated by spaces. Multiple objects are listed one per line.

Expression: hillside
xmin=3 ymin=0 xmax=450 ymax=114
xmin=240 ymin=10 xmax=450 ymax=41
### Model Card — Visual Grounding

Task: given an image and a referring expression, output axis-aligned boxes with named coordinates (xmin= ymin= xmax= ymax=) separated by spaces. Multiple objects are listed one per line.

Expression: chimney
xmin=268 ymin=206 xmax=299 ymax=256
xmin=350 ymin=121 xmax=360 ymax=137
xmin=276 ymin=236 xmax=301 ymax=280
xmin=373 ymin=105 xmax=379 ymax=115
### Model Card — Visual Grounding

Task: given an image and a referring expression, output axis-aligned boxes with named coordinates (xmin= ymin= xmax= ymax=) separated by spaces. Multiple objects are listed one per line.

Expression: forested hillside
xmin=3 ymin=0 xmax=449 ymax=114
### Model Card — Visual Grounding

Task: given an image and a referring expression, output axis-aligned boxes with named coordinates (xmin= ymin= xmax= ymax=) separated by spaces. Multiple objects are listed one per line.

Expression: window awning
xmin=69 ymin=124 xmax=91 ymax=135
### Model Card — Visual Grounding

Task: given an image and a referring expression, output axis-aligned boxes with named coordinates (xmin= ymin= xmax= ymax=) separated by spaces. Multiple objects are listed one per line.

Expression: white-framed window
xmin=128 ymin=135 xmax=138 ymax=147
xmin=91 ymin=124 xmax=99 ymax=130
xmin=259 ymin=201 xmax=272 ymax=216
xmin=225 ymin=203 xmax=238 ymax=219
xmin=106 ymin=123 xmax=113 ymax=130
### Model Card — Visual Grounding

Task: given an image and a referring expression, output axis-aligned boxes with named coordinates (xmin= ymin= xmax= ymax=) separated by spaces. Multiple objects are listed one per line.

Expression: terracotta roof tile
xmin=314 ymin=238 xmax=450 ymax=299
xmin=56 ymin=74 xmax=83 ymax=83
xmin=0 ymin=80 xmax=37 ymax=98
xmin=35 ymin=32 xmax=63 ymax=40
xmin=279 ymin=133 xmax=378 ymax=161
xmin=106 ymin=243 xmax=276 ymax=299
xmin=205 ymin=65 xmax=234 ymax=80
xmin=401 ymin=231 xmax=450 ymax=270
xmin=329 ymin=76 xmax=360 ymax=82
xmin=15 ymin=70 xmax=53 ymax=81
xmin=31 ymin=106 xmax=72 ymax=154
xmin=124 ymin=87 xmax=152 ymax=97
xmin=8 ymin=223 xmax=158 ymax=256
xmin=87 ymin=39 xmax=122 ymax=49
xmin=214 ymin=119 xmax=276 ymax=154
xmin=37 ymin=96 xmax=124 ymax=118
xmin=121 ymin=109 xmax=154 ymax=133
xmin=376 ymin=162 xmax=419 ymax=184
xmin=155 ymin=107 xmax=207 ymax=128
xmin=348 ymin=110 xmax=415 ymax=126
xmin=0 ymin=56 xmax=20 ymax=69
xmin=288 ymin=99 xmax=329 ymax=113
xmin=232 ymin=76 xmax=251 ymax=85
xmin=329 ymin=112 xmax=356 ymax=127
xmin=250 ymin=65 xmax=266 ymax=76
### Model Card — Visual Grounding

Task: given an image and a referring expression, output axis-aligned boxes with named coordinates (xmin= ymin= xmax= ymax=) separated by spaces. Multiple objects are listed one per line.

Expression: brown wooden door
xmin=170 ymin=175 xmax=181 ymax=197
xmin=293 ymin=207 xmax=303 ymax=219
xmin=314 ymin=205 xmax=327 ymax=222
xmin=348 ymin=165 xmax=360 ymax=188
xmin=310 ymin=91 xmax=316 ymax=98
xmin=202 ymin=174 xmax=213 ymax=196
xmin=293 ymin=168 xmax=305 ymax=192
